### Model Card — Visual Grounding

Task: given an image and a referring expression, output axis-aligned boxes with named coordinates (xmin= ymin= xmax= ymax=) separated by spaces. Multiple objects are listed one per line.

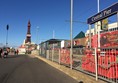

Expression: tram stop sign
xmin=87 ymin=2 xmax=118 ymax=24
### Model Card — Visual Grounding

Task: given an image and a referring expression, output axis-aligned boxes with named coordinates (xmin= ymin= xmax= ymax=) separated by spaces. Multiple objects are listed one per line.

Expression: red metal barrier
xmin=98 ymin=50 xmax=118 ymax=78
xmin=82 ymin=50 xmax=95 ymax=73
xmin=82 ymin=49 xmax=118 ymax=79
xmin=60 ymin=49 xmax=71 ymax=65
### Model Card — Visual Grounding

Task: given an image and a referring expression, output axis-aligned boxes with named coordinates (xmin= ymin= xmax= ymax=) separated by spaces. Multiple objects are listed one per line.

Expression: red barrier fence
xmin=82 ymin=49 xmax=118 ymax=79
xmin=60 ymin=49 xmax=71 ymax=65
xmin=82 ymin=50 xmax=95 ymax=73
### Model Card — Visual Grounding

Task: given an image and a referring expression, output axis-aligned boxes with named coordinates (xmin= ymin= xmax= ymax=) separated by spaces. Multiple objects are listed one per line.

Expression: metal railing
xmin=39 ymin=47 xmax=118 ymax=83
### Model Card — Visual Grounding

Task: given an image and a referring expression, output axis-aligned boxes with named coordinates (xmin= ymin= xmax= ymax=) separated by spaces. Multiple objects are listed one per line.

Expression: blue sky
xmin=0 ymin=0 xmax=117 ymax=47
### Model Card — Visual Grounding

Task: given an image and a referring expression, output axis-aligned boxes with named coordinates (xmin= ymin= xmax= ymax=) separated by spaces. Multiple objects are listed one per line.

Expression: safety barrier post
xmin=46 ymin=50 xmax=49 ymax=59
xmin=70 ymin=48 xmax=73 ymax=69
xmin=59 ymin=49 xmax=61 ymax=65
xmin=95 ymin=48 xmax=98 ymax=81
xmin=52 ymin=49 xmax=54 ymax=61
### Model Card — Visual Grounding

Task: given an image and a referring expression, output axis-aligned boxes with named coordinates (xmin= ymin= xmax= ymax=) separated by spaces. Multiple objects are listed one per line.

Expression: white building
xmin=85 ymin=22 xmax=118 ymax=36
xmin=18 ymin=45 xmax=26 ymax=54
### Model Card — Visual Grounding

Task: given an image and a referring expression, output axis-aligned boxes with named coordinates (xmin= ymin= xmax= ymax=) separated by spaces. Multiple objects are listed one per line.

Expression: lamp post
xmin=70 ymin=0 xmax=73 ymax=69
xmin=36 ymin=26 xmax=39 ymax=44
xmin=6 ymin=24 xmax=9 ymax=47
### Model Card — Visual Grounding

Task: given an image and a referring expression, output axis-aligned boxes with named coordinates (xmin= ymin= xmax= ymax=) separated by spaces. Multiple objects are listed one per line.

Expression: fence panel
xmin=81 ymin=48 xmax=118 ymax=83
xmin=49 ymin=50 xmax=52 ymax=60
xmin=97 ymin=48 xmax=118 ymax=83
xmin=60 ymin=48 xmax=70 ymax=67
xmin=72 ymin=48 xmax=86 ymax=70
xmin=53 ymin=49 xmax=59 ymax=63
xmin=81 ymin=48 xmax=95 ymax=73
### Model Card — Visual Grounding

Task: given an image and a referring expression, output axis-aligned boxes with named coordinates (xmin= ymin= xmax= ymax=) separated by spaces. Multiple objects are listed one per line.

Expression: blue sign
xmin=87 ymin=2 xmax=118 ymax=24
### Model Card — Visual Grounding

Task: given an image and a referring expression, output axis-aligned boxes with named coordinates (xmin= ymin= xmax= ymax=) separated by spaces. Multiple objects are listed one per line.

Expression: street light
xmin=36 ymin=26 xmax=39 ymax=45
xmin=70 ymin=0 xmax=73 ymax=69
xmin=6 ymin=24 xmax=9 ymax=47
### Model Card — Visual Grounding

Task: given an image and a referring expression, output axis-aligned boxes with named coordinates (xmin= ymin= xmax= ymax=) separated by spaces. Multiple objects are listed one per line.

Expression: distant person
xmin=0 ymin=48 xmax=3 ymax=58
xmin=14 ymin=51 xmax=17 ymax=55
xmin=16 ymin=50 xmax=19 ymax=55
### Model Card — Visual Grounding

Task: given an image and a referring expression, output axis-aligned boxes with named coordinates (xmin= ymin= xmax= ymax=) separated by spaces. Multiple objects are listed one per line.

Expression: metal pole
xmin=116 ymin=12 xmax=118 ymax=28
xmin=97 ymin=0 xmax=100 ymax=13
xmin=95 ymin=0 xmax=99 ymax=80
xmin=47 ymin=50 xmax=49 ymax=59
xmin=59 ymin=49 xmax=61 ymax=65
xmin=97 ymin=0 xmax=100 ymax=48
xmin=95 ymin=48 xmax=98 ymax=81
xmin=89 ymin=24 xmax=91 ymax=48
xmin=36 ymin=26 xmax=39 ymax=44
xmin=6 ymin=30 xmax=8 ymax=47
xmin=6 ymin=25 xmax=9 ymax=47
xmin=98 ymin=22 xmax=100 ymax=48
xmin=52 ymin=30 xmax=55 ymax=62
xmin=70 ymin=0 xmax=73 ymax=69
xmin=52 ymin=49 xmax=53 ymax=61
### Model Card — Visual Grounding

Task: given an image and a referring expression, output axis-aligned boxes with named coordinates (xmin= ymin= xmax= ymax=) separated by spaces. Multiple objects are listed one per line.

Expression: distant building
xmin=18 ymin=45 xmax=26 ymax=54
xmin=74 ymin=31 xmax=85 ymax=39
xmin=65 ymin=31 xmax=86 ymax=48
xmin=85 ymin=22 xmax=118 ymax=37
xmin=73 ymin=31 xmax=86 ymax=48
xmin=39 ymin=38 xmax=68 ymax=56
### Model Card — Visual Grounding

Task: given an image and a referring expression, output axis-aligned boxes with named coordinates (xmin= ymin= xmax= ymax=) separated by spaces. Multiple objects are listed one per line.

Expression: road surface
xmin=0 ymin=55 xmax=79 ymax=83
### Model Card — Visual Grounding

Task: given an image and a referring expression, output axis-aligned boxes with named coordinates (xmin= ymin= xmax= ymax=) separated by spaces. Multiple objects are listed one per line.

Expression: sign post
xmin=89 ymin=25 xmax=91 ymax=48
xmin=6 ymin=24 xmax=9 ymax=47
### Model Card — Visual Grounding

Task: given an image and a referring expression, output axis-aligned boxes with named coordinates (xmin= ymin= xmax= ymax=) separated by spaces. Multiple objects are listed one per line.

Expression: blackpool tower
xmin=25 ymin=20 xmax=31 ymax=44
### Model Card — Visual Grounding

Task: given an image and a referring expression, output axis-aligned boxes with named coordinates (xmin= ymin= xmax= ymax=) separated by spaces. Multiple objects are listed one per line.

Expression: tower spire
xmin=25 ymin=20 xmax=31 ymax=44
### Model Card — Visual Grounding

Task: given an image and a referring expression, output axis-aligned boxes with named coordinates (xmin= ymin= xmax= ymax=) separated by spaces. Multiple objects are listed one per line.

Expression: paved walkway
xmin=35 ymin=55 xmax=106 ymax=83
